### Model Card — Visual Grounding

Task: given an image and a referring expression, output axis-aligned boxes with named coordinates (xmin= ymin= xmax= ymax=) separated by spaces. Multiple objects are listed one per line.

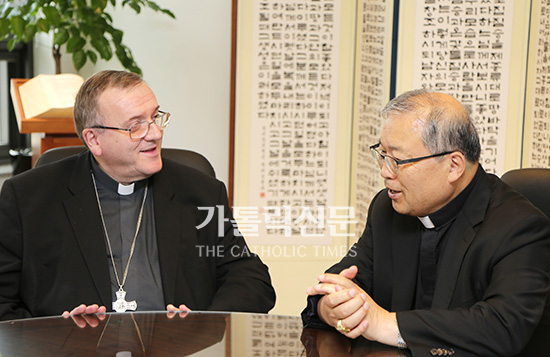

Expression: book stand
xmin=10 ymin=78 xmax=82 ymax=164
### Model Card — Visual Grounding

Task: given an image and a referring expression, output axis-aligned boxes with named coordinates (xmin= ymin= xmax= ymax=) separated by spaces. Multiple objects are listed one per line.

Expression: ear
xmin=448 ymin=151 xmax=466 ymax=183
xmin=82 ymin=128 xmax=102 ymax=157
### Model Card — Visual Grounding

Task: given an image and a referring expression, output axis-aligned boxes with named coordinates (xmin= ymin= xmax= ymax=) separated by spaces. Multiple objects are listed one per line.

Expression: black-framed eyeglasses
xmin=369 ymin=143 xmax=454 ymax=176
xmin=90 ymin=110 xmax=171 ymax=140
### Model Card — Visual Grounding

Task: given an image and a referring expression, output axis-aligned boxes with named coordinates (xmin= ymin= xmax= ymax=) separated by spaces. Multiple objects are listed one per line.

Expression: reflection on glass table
xmin=0 ymin=311 xmax=403 ymax=356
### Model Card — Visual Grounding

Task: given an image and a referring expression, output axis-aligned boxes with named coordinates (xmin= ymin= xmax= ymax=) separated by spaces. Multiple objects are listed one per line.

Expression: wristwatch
xmin=397 ymin=331 xmax=408 ymax=349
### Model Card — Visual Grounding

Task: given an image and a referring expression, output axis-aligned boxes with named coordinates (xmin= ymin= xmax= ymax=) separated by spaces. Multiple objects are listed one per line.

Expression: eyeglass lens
xmin=371 ymin=149 xmax=398 ymax=175
xmin=129 ymin=112 xmax=170 ymax=139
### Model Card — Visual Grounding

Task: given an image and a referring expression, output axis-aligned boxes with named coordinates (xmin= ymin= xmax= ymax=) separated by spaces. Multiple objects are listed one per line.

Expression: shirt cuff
xmin=301 ymin=294 xmax=332 ymax=330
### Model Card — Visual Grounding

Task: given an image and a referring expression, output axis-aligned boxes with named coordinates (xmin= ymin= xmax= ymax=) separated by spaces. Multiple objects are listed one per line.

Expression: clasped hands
xmin=61 ymin=304 xmax=191 ymax=328
xmin=306 ymin=265 xmax=398 ymax=347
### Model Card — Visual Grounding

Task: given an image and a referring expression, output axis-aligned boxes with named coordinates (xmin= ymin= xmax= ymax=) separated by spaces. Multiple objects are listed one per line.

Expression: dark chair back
xmin=501 ymin=168 xmax=550 ymax=218
xmin=162 ymin=148 xmax=216 ymax=177
xmin=501 ymin=168 xmax=550 ymax=355
xmin=35 ymin=146 xmax=216 ymax=177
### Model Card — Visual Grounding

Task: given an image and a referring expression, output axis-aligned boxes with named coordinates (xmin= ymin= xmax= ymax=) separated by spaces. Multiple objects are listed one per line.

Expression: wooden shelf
xmin=10 ymin=78 xmax=82 ymax=160
xmin=10 ymin=78 xmax=77 ymax=134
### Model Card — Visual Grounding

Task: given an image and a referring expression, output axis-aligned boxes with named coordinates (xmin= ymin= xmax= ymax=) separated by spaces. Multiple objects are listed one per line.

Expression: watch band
xmin=397 ymin=331 xmax=408 ymax=349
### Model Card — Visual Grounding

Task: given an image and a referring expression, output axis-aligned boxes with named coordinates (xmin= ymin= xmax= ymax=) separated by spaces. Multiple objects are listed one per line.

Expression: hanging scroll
xmin=351 ymin=0 xmax=393 ymax=235
xmin=525 ymin=0 xmax=550 ymax=168
xmin=410 ymin=0 xmax=515 ymax=175
xmin=241 ymin=0 xmax=344 ymax=245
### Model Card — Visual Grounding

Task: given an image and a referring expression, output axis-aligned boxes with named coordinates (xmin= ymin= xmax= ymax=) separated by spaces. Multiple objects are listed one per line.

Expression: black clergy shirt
xmin=91 ymin=158 xmax=165 ymax=311
xmin=414 ymin=166 xmax=481 ymax=309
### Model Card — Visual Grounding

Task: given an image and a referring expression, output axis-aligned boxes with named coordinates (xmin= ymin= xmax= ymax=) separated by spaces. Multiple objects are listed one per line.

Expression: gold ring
xmin=336 ymin=319 xmax=350 ymax=332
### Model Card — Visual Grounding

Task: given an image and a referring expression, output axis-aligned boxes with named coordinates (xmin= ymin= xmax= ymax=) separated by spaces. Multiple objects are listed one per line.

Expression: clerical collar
xmin=418 ymin=216 xmax=435 ymax=229
xmin=417 ymin=165 xmax=482 ymax=229
xmin=117 ymin=183 xmax=135 ymax=195
xmin=90 ymin=157 xmax=146 ymax=195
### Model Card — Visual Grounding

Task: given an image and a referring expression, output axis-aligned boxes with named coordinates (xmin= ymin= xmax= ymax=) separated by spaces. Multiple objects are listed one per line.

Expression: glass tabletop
xmin=0 ymin=311 xmax=403 ymax=356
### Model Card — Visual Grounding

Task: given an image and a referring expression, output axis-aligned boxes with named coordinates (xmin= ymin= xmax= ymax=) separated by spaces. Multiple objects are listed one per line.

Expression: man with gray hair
xmin=303 ymin=89 xmax=550 ymax=356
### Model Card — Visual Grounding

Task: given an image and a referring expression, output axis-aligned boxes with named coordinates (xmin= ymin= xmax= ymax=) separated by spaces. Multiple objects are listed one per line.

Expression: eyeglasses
xmin=90 ymin=110 xmax=171 ymax=140
xmin=370 ymin=143 xmax=454 ymax=176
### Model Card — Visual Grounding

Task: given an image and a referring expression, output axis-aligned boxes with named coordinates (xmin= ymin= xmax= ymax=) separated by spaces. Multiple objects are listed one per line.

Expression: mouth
xmin=140 ymin=146 xmax=159 ymax=154
xmin=387 ymin=188 xmax=401 ymax=199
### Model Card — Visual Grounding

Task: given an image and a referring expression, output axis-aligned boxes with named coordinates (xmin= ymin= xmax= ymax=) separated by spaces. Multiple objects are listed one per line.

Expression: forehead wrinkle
xmin=116 ymin=107 xmax=160 ymax=132
xmin=382 ymin=115 xmax=424 ymax=154
xmin=381 ymin=142 xmax=400 ymax=153
xmin=124 ymin=105 xmax=160 ymax=123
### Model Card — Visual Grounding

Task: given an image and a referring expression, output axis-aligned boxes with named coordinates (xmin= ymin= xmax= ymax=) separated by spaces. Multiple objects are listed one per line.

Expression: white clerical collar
xmin=418 ymin=216 xmax=435 ymax=229
xmin=118 ymin=183 xmax=135 ymax=195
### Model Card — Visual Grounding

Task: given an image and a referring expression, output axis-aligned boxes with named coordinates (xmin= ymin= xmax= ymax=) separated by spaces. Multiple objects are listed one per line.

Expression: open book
xmin=18 ymin=73 xmax=84 ymax=119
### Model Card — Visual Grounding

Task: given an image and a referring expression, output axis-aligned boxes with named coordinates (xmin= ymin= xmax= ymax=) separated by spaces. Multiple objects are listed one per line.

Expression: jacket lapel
xmin=391 ymin=214 xmax=422 ymax=311
xmin=431 ymin=212 xmax=476 ymax=309
xmin=431 ymin=168 xmax=491 ymax=309
xmin=63 ymin=151 xmax=112 ymax=307
xmin=152 ymin=168 xmax=198 ymax=306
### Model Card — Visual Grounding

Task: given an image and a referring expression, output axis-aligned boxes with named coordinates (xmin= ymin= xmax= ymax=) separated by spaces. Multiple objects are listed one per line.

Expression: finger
xmin=166 ymin=304 xmax=177 ymax=319
xmin=338 ymin=299 xmax=369 ymax=338
xmin=306 ymin=282 xmax=339 ymax=296
xmin=82 ymin=314 xmax=100 ymax=328
xmin=334 ymin=296 xmax=368 ymax=323
xmin=97 ymin=306 xmax=107 ymax=315
xmin=178 ymin=305 xmax=190 ymax=319
xmin=70 ymin=314 xmax=87 ymax=329
xmin=318 ymin=273 xmax=361 ymax=291
xmin=70 ymin=304 xmax=87 ymax=315
xmin=344 ymin=319 xmax=369 ymax=339
xmin=84 ymin=304 xmax=101 ymax=315
xmin=318 ymin=289 xmax=366 ymax=326
xmin=322 ymin=289 xmax=363 ymax=311
xmin=166 ymin=304 xmax=190 ymax=319
xmin=339 ymin=265 xmax=358 ymax=280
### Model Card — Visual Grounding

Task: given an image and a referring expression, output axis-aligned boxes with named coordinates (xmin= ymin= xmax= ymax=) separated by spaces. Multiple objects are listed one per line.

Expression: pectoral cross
xmin=112 ymin=289 xmax=137 ymax=313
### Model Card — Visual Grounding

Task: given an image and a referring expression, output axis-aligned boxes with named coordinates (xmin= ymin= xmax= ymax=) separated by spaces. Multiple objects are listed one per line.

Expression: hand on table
xmin=61 ymin=304 xmax=107 ymax=328
xmin=307 ymin=266 xmax=398 ymax=346
xmin=166 ymin=304 xmax=191 ymax=319
xmin=61 ymin=303 xmax=193 ymax=327
xmin=307 ymin=266 xmax=369 ymax=338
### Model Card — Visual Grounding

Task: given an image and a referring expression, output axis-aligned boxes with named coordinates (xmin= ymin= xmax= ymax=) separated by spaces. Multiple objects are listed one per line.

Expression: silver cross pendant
xmin=112 ymin=289 xmax=137 ymax=313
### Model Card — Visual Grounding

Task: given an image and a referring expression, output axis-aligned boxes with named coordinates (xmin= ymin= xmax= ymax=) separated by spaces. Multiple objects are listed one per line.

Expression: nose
xmin=379 ymin=159 xmax=396 ymax=180
xmin=144 ymin=121 xmax=163 ymax=141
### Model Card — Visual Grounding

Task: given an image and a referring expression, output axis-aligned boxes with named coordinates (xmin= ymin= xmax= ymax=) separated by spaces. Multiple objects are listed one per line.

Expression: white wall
xmin=33 ymin=0 xmax=232 ymax=185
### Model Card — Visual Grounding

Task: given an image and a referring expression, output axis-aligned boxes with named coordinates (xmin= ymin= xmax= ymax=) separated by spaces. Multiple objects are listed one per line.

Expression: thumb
xmin=339 ymin=265 xmax=358 ymax=279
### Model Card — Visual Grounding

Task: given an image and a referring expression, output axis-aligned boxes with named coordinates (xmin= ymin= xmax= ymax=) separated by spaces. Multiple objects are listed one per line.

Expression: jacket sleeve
xmin=301 ymin=191 xmax=382 ymax=327
xmin=397 ymin=212 xmax=550 ymax=356
xmin=205 ymin=181 xmax=276 ymax=313
xmin=0 ymin=179 xmax=32 ymax=320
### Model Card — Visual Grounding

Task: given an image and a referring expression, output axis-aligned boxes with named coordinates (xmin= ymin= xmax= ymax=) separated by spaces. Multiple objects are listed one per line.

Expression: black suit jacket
xmin=303 ymin=168 xmax=550 ymax=356
xmin=0 ymin=151 xmax=275 ymax=320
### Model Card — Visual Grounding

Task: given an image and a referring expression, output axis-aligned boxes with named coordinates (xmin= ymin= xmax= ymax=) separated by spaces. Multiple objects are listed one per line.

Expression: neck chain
xmin=91 ymin=172 xmax=148 ymax=312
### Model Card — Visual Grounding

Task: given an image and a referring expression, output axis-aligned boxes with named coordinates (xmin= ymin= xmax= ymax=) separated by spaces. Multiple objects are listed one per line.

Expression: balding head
xmin=381 ymin=89 xmax=481 ymax=164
